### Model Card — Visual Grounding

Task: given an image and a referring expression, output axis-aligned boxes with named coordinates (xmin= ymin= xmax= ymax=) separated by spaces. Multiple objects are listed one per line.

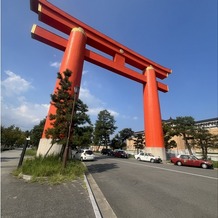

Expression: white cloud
xmin=88 ymin=107 xmax=106 ymax=116
xmin=1 ymin=101 xmax=49 ymax=130
xmin=79 ymin=87 xmax=105 ymax=107
xmin=1 ymin=71 xmax=49 ymax=130
xmin=82 ymin=70 xmax=88 ymax=75
xmin=50 ymin=61 xmax=61 ymax=68
xmin=108 ymin=110 xmax=119 ymax=117
xmin=79 ymin=85 xmax=119 ymax=120
xmin=1 ymin=70 xmax=121 ymax=130
xmin=79 ymin=87 xmax=106 ymax=116
xmin=1 ymin=70 xmax=33 ymax=97
xmin=133 ymin=116 xmax=138 ymax=120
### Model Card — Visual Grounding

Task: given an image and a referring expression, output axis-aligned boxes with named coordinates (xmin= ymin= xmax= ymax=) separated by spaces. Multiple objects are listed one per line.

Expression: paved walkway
xmin=1 ymin=149 xmax=96 ymax=218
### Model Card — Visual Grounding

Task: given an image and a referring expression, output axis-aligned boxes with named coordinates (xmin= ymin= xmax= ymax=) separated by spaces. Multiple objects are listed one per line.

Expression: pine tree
xmin=45 ymin=70 xmax=92 ymax=166
xmin=93 ymin=110 xmax=117 ymax=149
xmin=133 ymin=133 xmax=145 ymax=154
xmin=172 ymin=116 xmax=196 ymax=155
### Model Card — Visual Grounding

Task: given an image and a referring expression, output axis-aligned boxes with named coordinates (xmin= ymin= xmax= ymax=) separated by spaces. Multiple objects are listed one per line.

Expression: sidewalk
xmin=1 ymin=149 xmax=96 ymax=218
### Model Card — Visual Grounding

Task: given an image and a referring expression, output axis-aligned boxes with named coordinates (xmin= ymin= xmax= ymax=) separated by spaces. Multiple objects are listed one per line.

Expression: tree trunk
xmin=60 ymin=144 xmax=66 ymax=160
xmin=184 ymin=135 xmax=193 ymax=155
xmin=205 ymin=146 xmax=208 ymax=159
xmin=201 ymin=145 xmax=206 ymax=159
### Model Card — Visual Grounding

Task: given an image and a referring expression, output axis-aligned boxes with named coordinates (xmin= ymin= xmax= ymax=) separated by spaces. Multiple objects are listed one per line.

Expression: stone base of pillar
xmin=145 ymin=147 xmax=166 ymax=161
xmin=37 ymin=138 xmax=62 ymax=157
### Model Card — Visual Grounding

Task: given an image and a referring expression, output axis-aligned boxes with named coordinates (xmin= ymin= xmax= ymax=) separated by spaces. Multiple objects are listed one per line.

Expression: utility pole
xmin=63 ymin=86 xmax=80 ymax=168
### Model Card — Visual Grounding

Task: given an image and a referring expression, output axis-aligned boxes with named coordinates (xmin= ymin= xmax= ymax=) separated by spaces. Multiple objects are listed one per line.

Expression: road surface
xmin=85 ymin=154 xmax=218 ymax=218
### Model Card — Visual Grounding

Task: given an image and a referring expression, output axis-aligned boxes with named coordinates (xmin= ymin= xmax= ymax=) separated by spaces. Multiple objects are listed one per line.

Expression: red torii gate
xmin=30 ymin=0 xmax=172 ymax=160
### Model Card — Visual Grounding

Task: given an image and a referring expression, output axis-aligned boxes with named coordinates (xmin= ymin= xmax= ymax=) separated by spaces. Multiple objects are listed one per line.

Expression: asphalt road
xmin=85 ymin=154 xmax=218 ymax=218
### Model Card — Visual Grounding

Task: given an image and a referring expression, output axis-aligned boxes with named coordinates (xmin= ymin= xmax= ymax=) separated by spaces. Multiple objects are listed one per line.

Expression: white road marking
xmin=115 ymin=159 xmax=218 ymax=180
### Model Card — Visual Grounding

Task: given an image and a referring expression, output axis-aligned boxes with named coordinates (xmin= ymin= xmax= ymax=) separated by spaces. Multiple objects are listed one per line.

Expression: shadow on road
xmin=87 ymin=163 xmax=119 ymax=174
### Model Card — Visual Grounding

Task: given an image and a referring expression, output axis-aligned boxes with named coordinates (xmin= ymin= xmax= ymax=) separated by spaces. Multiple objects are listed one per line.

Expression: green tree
xmin=30 ymin=119 xmax=45 ymax=148
xmin=162 ymin=122 xmax=177 ymax=150
xmin=110 ymin=128 xmax=134 ymax=150
xmin=73 ymin=125 xmax=93 ymax=148
xmin=119 ymin=128 xmax=134 ymax=144
xmin=45 ymin=70 xmax=92 ymax=166
xmin=1 ymin=125 xmax=26 ymax=149
xmin=133 ymin=133 xmax=145 ymax=153
xmin=93 ymin=110 xmax=117 ymax=149
xmin=194 ymin=127 xmax=218 ymax=159
xmin=111 ymin=134 xmax=122 ymax=150
xmin=172 ymin=116 xmax=196 ymax=155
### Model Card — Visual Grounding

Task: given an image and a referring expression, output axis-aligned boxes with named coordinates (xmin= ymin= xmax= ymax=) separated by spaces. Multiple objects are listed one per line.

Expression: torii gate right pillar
xmin=143 ymin=66 xmax=166 ymax=160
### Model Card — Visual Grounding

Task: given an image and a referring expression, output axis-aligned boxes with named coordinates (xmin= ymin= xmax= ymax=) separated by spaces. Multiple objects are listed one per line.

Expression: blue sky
xmin=1 ymin=0 xmax=217 ymax=134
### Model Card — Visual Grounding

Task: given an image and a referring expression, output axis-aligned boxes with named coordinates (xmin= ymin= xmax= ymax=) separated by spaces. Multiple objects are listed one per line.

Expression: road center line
xmin=115 ymin=159 xmax=218 ymax=180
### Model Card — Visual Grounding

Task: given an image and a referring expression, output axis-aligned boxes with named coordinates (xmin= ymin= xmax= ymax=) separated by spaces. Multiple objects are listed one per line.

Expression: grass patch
xmin=212 ymin=161 xmax=218 ymax=168
xmin=13 ymin=155 xmax=87 ymax=184
xmin=25 ymin=148 xmax=37 ymax=156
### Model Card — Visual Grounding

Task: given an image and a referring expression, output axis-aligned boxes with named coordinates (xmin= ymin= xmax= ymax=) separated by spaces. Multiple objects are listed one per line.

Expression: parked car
xmin=135 ymin=152 xmax=162 ymax=163
xmin=170 ymin=154 xmax=213 ymax=169
xmin=74 ymin=149 xmax=95 ymax=161
xmin=107 ymin=150 xmax=115 ymax=156
xmin=114 ymin=150 xmax=128 ymax=158
xmin=101 ymin=148 xmax=112 ymax=155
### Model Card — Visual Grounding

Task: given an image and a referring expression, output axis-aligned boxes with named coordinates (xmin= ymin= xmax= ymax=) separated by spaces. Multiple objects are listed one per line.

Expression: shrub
xmin=14 ymin=155 xmax=87 ymax=184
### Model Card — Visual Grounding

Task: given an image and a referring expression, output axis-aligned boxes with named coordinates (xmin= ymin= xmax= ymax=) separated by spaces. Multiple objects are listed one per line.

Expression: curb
xmin=85 ymin=172 xmax=117 ymax=218
xmin=84 ymin=174 xmax=102 ymax=218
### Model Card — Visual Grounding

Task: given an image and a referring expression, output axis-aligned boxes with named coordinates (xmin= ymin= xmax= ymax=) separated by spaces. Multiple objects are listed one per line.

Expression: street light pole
xmin=63 ymin=86 xmax=80 ymax=168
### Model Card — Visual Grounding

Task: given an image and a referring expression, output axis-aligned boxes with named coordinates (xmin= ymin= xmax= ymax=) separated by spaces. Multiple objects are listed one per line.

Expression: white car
xmin=74 ymin=149 xmax=95 ymax=161
xmin=134 ymin=152 xmax=162 ymax=163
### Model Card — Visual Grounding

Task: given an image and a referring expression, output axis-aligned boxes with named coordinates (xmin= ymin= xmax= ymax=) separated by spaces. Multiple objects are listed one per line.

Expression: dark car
xmin=108 ymin=150 xmax=115 ymax=156
xmin=170 ymin=154 xmax=213 ymax=169
xmin=101 ymin=148 xmax=112 ymax=155
xmin=114 ymin=150 xmax=128 ymax=158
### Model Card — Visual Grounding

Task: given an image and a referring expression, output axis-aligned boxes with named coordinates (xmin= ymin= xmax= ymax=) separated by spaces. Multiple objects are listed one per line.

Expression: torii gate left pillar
xmin=37 ymin=27 xmax=86 ymax=156
xmin=30 ymin=0 xmax=172 ymax=160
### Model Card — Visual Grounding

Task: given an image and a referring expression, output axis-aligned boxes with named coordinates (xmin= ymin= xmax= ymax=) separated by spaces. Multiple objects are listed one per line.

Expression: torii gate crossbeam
xmin=30 ymin=0 xmax=172 ymax=160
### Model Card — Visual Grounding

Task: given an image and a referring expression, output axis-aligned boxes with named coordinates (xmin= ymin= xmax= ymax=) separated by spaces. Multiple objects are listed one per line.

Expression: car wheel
xmin=137 ymin=157 xmax=141 ymax=161
xmin=80 ymin=157 xmax=83 ymax=161
xmin=150 ymin=159 xmax=154 ymax=163
xmin=176 ymin=161 xmax=182 ymax=166
xmin=201 ymin=163 xmax=208 ymax=169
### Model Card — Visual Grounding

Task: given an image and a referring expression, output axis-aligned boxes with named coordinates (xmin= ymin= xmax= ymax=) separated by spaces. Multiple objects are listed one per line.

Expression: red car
xmin=114 ymin=150 xmax=128 ymax=158
xmin=170 ymin=154 xmax=213 ymax=169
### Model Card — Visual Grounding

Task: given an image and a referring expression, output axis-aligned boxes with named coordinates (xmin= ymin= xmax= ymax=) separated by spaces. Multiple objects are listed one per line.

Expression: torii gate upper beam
xmin=31 ymin=25 xmax=168 ymax=92
xmin=30 ymin=0 xmax=171 ymax=86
